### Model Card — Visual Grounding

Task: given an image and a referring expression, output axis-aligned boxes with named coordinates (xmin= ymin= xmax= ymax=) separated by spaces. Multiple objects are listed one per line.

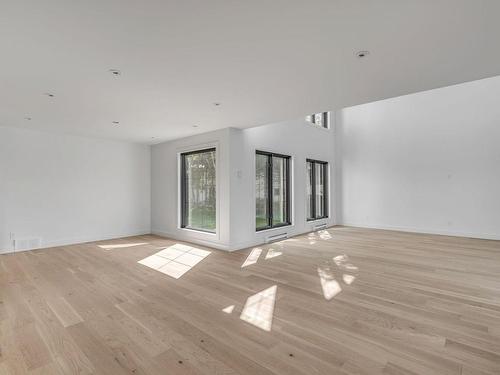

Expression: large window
xmin=306 ymin=159 xmax=328 ymax=221
xmin=306 ymin=112 xmax=329 ymax=129
xmin=256 ymin=151 xmax=291 ymax=231
xmin=180 ymin=148 xmax=216 ymax=233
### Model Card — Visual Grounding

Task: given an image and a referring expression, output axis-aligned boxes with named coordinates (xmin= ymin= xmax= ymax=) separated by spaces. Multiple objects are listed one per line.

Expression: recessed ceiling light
xmin=355 ymin=50 xmax=370 ymax=58
xmin=213 ymin=102 xmax=221 ymax=106
xmin=44 ymin=92 xmax=55 ymax=97
xmin=112 ymin=121 xmax=119 ymax=125
xmin=109 ymin=69 xmax=121 ymax=76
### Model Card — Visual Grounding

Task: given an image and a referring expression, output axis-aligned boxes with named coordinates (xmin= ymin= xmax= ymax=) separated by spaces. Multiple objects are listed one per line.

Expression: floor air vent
xmin=313 ymin=223 xmax=327 ymax=231
xmin=265 ymin=233 xmax=287 ymax=243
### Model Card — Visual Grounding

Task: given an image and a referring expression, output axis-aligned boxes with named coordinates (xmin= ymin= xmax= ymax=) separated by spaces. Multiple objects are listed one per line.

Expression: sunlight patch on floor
xmin=317 ymin=266 xmax=342 ymax=300
xmin=342 ymin=274 xmax=356 ymax=285
xmin=265 ymin=248 xmax=282 ymax=259
xmin=241 ymin=248 xmax=262 ymax=268
xmin=240 ymin=285 xmax=277 ymax=331
xmin=334 ymin=254 xmax=358 ymax=271
xmin=318 ymin=254 xmax=359 ymax=300
xmin=99 ymin=242 xmax=148 ymax=250
xmin=222 ymin=305 xmax=235 ymax=314
xmin=333 ymin=254 xmax=347 ymax=265
xmin=138 ymin=244 xmax=210 ymax=279
xmin=318 ymin=230 xmax=332 ymax=240
xmin=344 ymin=264 xmax=358 ymax=271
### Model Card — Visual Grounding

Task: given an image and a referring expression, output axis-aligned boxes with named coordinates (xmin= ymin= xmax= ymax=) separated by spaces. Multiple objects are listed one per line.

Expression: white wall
xmin=228 ymin=119 xmax=336 ymax=250
xmin=337 ymin=76 xmax=500 ymax=240
xmin=151 ymin=119 xmax=336 ymax=251
xmin=0 ymin=126 xmax=151 ymax=253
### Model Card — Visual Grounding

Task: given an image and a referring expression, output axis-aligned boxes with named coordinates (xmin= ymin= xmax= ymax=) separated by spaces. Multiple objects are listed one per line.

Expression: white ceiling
xmin=1 ymin=0 xmax=500 ymax=144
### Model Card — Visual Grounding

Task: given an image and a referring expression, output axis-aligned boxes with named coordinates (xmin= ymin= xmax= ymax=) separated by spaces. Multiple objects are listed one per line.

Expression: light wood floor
xmin=1 ymin=227 xmax=500 ymax=375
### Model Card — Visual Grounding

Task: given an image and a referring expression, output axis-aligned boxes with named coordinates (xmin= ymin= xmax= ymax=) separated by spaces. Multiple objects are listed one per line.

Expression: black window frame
xmin=307 ymin=112 xmax=329 ymax=129
xmin=255 ymin=150 xmax=291 ymax=231
xmin=306 ymin=159 xmax=329 ymax=221
xmin=180 ymin=147 xmax=217 ymax=233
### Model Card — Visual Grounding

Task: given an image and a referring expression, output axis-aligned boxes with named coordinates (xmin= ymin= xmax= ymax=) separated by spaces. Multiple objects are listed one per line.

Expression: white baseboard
xmin=43 ymin=230 xmax=152 ymax=248
xmin=228 ymin=221 xmax=336 ymax=251
xmin=340 ymin=222 xmax=500 ymax=241
xmin=151 ymin=229 xmax=232 ymax=251
xmin=0 ymin=229 xmax=151 ymax=255
xmin=152 ymin=223 xmax=335 ymax=252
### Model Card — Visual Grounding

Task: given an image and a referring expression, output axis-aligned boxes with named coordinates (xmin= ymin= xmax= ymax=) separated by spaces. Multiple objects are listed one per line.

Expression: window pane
xmin=255 ymin=153 xmax=269 ymax=229
xmin=306 ymin=161 xmax=314 ymax=220
xmin=272 ymin=156 xmax=287 ymax=225
xmin=183 ymin=149 xmax=216 ymax=232
xmin=315 ymin=163 xmax=325 ymax=217
xmin=307 ymin=112 xmax=328 ymax=128
xmin=314 ymin=113 xmax=323 ymax=127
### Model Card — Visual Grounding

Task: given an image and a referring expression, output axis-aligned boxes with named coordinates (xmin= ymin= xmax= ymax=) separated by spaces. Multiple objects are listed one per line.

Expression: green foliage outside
xmin=189 ymin=206 xmax=216 ymax=231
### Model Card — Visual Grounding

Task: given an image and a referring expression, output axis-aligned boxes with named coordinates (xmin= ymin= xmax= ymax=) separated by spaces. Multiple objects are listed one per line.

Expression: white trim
xmin=230 ymin=224 xmax=338 ymax=251
xmin=152 ymin=229 xmax=232 ymax=251
xmin=340 ymin=222 xmax=500 ymax=241
xmin=0 ymin=229 xmax=151 ymax=255
xmin=306 ymin=218 xmax=328 ymax=223
xmin=255 ymin=224 xmax=294 ymax=234
xmin=176 ymin=141 xmax=220 ymax=241
xmin=180 ymin=227 xmax=217 ymax=236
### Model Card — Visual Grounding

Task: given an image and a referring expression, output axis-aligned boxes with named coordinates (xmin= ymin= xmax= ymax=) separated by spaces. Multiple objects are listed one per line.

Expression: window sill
xmin=180 ymin=227 xmax=217 ymax=236
xmin=307 ymin=217 xmax=329 ymax=223
xmin=255 ymin=223 xmax=293 ymax=233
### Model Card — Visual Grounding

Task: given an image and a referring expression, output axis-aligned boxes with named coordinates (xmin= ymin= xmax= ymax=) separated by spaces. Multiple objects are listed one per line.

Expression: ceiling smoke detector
xmin=213 ymin=102 xmax=221 ymax=106
xmin=356 ymin=50 xmax=370 ymax=58
xmin=25 ymin=116 xmax=32 ymax=121
xmin=44 ymin=92 xmax=55 ymax=97
xmin=109 ymin=69 xmax=121 ymax=76
xmin=192 ymin=125 xmax=198 ymax=128
xmin=112 ymin=121 xmax=120 ymax=125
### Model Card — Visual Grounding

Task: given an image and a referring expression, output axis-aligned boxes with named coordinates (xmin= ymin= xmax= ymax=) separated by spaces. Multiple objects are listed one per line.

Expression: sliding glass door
xmin=306 ymin=159 xmax=328 ymax=221
xmin=256 ymin=151 xmax=291 ymax=231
